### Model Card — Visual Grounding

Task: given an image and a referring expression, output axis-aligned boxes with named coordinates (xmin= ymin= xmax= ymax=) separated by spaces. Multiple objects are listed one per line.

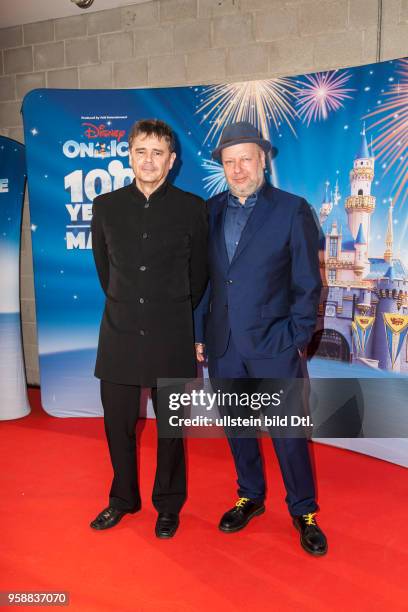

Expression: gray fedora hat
xmin=211 ymin=121 xmax=277 ymax=162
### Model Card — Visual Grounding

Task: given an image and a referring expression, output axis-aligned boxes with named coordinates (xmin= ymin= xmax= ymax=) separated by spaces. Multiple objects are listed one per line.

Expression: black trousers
xmin=100 ymin=380 xmax=186 ymax=514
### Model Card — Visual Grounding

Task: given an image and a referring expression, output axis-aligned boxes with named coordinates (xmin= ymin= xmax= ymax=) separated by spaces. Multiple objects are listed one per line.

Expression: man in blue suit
xmin=194 ymin=122 xmax=327 ymax=556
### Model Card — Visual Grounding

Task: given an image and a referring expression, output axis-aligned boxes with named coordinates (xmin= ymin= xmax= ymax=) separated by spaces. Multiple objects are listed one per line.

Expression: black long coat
xmin=91 ymin=180 xmax=208 ymax=387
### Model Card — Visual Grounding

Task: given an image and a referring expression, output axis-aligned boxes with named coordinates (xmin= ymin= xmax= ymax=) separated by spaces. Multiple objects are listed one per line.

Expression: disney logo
xmin=83 ymin=122 xmax=126 ymax=142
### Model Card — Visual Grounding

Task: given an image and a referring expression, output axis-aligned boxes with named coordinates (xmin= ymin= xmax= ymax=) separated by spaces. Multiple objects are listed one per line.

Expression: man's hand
xmin=297 ymin=347 xmax=308 ymax=359
xmin=195 ymin=343 xmax=206 ymax=362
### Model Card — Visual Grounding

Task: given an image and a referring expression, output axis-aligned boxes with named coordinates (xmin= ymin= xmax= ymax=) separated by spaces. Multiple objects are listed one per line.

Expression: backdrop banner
xmin=22 ymin=57 xmax=408 ymax=465
xmin=0 ymin=136 xmax=30 ymax=420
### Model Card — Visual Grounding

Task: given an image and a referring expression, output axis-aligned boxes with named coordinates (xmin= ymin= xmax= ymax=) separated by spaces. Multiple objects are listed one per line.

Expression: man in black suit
xmin=90 ymin=119 xmax=208 ymax=538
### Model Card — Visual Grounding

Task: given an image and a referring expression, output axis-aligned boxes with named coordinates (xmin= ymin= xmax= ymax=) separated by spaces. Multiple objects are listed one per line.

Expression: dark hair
xmin=128 ymin=119 xmax=176 ymax=152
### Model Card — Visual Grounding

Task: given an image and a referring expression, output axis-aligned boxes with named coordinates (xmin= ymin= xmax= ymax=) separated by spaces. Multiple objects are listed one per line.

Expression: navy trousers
xmin=208 ymin=334 xmax=318 ymax=517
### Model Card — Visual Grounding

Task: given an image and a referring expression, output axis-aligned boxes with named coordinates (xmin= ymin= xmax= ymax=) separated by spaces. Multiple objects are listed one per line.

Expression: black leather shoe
xmin=293 ymin=513 xmax=328 ymax=556
xmin=155 ymin=513 xmax=179 ymax=539
xmin=90 ymin=506 xmax=132 ymax=530
xmin=219 ymin=498 xmax=265 ymax=533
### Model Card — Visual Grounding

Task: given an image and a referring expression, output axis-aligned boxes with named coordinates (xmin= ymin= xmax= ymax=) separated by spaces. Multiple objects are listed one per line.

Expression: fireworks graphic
xmin=196 ymin=79 xmax=299 ymax=145
xmin=364 ymin=59 xmax=408 ymax=210
xmin=201 ymin=159 xmax=228 ymax=196
xmin=196 ymin=79 xmax=298 ymax=187
xmin=295 ymin=70 xmax=355 ymax=126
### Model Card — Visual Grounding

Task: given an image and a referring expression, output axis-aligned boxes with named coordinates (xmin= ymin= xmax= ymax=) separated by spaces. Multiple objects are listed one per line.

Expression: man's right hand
xmin=195 ymin=343 xmax=206 ymax=362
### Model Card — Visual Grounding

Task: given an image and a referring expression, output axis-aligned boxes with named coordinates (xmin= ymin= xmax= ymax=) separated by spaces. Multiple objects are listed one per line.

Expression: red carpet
xmin=1 ymin=388 xmax=407 ymax=611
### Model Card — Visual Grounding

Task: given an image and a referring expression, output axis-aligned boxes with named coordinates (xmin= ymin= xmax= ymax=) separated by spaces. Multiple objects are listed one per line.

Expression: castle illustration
xmin=313 ymin=125 xmax=408 ymax=374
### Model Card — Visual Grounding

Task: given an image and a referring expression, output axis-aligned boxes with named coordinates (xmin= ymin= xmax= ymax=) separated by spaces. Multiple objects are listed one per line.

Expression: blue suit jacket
xmin=194 ymin=182 xmax=322 ymax=359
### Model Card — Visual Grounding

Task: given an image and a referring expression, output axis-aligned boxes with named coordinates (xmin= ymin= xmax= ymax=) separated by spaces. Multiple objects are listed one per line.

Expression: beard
xmin=228 ymin=172 xmax=264 ymax=200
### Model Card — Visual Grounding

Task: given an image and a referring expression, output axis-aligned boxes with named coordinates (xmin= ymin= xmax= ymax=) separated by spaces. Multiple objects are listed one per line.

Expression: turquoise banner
xmin=0 ymin=136 xmax=30 ymax=420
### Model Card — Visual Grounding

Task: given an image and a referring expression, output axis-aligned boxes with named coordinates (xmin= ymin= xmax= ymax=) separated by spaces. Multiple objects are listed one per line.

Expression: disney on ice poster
xmin=22 ymin=56 xmax=408 ymax=417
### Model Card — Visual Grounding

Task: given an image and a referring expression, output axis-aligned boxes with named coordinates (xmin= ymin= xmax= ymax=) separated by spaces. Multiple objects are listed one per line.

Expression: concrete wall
xmin=0 ymin=0 xmax=407 ymax=384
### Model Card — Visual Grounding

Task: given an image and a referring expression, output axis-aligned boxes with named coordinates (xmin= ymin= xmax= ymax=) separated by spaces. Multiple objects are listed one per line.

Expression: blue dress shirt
xmin=224 ymin=187 xmax=261 ymax=263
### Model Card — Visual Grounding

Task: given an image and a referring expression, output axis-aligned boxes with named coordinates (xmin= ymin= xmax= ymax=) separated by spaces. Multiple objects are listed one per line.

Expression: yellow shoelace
xmin=235 ymin=497 xmax=250 ymax=508
xmin=303 ymin=512 xmax=317 ymax=526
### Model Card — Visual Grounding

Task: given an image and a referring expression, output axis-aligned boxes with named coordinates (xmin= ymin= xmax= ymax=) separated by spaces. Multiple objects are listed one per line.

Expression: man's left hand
xmin=195 ymin=343 xmax=206 ymax=362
